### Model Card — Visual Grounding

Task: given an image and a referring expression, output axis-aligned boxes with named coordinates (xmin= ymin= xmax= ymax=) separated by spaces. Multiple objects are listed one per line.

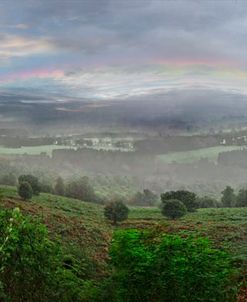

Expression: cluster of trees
xmin=221 ymin=186 xmax=247 ymax=207
xmin=130 ymin=189 xmax=158 ymax=206
xmin=160 ymin=190 xmax=197 ymax=219
xmin=159 ymin=186 xmax=247 ymax=220
xmin=16 ymin=174 xmax=98 ymax=203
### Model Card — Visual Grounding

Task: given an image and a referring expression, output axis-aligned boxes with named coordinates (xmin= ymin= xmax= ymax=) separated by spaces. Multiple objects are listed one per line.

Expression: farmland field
xmin=158 ymin=145 xmax=247 ymax=164
xmin=0 ymin=145 xmax=75 ymax=156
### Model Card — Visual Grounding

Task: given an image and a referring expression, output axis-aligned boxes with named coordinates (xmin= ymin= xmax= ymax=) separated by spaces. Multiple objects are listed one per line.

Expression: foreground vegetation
xmin=0 ymin=186 xmax=246 ymax=301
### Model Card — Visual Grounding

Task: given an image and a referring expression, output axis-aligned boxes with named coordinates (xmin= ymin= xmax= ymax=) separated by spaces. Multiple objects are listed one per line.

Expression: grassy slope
xmin=128 ymin=206 xmax=247 ymax=263
xmin=0 ymin=186 xmax=247 ymax=298
xmin=0 ymin=185 xmax=112 ymax=277
xmin=1 ymin=186 xmax=247 ymax=265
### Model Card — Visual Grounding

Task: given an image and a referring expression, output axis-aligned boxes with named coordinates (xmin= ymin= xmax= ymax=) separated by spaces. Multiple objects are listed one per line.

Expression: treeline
xmin=3 ymin=170 xmax=247 ymax=210
xmin=16 ymin=174 xmax=101 ymax=203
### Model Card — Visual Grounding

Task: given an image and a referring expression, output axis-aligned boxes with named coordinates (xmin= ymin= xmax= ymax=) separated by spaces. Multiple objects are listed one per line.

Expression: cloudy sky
xmin=1 ymin=0 xmax=247 ymax=100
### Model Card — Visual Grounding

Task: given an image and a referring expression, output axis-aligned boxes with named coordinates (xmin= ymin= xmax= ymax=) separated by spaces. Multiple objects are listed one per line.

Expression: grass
xmin=157 ymin=145 xmax=247 ymax=164
xmin=0 ymin=185 xmax=111 ymax=277
xmin=0 ymin=145 xmax=74 ymax=156
xmin=1 ymin=185 xmax=247 ymax=293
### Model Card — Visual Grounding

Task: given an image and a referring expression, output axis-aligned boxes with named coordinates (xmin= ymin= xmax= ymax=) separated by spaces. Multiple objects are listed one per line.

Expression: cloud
xmin=0 ymin=34 xmax=56 ymax=58
xmin=1 ymin=0 xmax=247 ymax=100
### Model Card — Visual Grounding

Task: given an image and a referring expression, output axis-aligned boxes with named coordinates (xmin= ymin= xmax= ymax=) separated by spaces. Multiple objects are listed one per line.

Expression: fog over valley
xmin=1 ymin=1 xmax=247 ymax=300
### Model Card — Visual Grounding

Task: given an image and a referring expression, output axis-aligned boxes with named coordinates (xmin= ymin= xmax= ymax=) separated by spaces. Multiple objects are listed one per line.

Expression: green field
xmin=158 ymin=145 xmax=247 ymax=164
xmin=0 ymin=145 xmax=75 ymax=156
xmin=1 ymin=185 xmax=247 ymax=264
xmin=0 ymin=185 xmax=247 ymax=299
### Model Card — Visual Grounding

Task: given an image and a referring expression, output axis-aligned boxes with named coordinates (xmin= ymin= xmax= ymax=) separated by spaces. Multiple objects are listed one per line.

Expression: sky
xmin=1 ymin=0 xmax=247 ymax=101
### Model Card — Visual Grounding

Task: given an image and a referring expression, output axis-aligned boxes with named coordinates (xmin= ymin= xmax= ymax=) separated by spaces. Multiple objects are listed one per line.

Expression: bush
xmin=161 ymin=190 xmax=197 ymax=212
xmin=0 ymin=208 xmax=89 ymax=302
xmin=18 ymin=174 xmax=40 ymax=195
xmin=221 ymin=186 xmax=236 ymax=208
xmin=66 ymin=177 xmax=96 ymax=202
xmin=107 ymin=229 xmax=237 ymax=302
xmin=197 ymin=196 xmax=218 ymax=208
xmin=161 ymin=199 xmax=187 ymax=219
xmin=236 ymin=189 xmax=247 ymax=207
xmin=131 ymin=189 xmax=158 ymax=206
xmin=104 ymin=200 xmax=129 ymax=225
xmin=18 ymin=181 xmax=33 ymax=201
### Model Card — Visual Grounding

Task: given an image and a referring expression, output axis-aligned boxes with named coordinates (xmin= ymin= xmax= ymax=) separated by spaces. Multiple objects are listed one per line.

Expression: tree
xmin=197 ymin=196 xmax=218 ymax=208
xmin=104 ymin=200 xmax=129 ymax=225
xmin=66 ymin=176 xmax=96 ymax=202
xmin=18 ymin=181 xmax=33 ymax=201
xmin=161 ymin=190 xmax=197 ymax=212
xmin=161 ymin=199 xmax=187 ymax=219
xmin=54 ymin=177 xmax=65 ymax=196
xmin=18 ymin=174 xmax=40 ymax=195
xmin=221 ymin=186 xmax=236 ymax=207
xmin=236 ymin=189 xmax=247 ymax=207
xmin=132 ymin=189 xmax=158 ymax=206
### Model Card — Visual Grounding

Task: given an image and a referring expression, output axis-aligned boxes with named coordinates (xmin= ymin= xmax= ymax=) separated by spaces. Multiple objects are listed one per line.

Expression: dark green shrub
xmin=236 ymin=189 xmax=247 ymax=207
xmin=0 ymin=208 xmax=95 ymax=302
xmin=18 ymin=181 xmax=33 ymax=200
xmin=161 ymin=199 xmax=187 ymax=219
xmin=221 ymin=186 xmax=236 ymax=208
xmin=104 ymin=200 xmax=129 ymax=225
xmin=18 ymin=174 xmax=40 ymax=195
xmin=66 ymin=177 xmax=96 ymax=202
xmin=107 ymin=229 xmax=237 ymax=302
xmin=161 ymin=190 xmax=197 ymax=212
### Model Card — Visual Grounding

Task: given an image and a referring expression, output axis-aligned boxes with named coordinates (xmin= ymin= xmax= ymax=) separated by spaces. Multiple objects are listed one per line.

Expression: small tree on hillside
xmin=221 ymin=186 xmax=236 ymax=207
xmin=132 ymin=189 xmax=158 ymax=206
xmin=197 ymin=196 xmax=218 ymax=208
xmin=66 ymin=176 xmax=96 ymax=202
xmin=18 ymin=175 xmax=40 ymax=195
xmin=236 ymin=189 xmax=247 ymax=207
xmin=104 ymin=200 xmax=129 ymax=225
xmin=161 ymin=190 xmax=197 ymax=212
xmin=54 ymin=177 xmax=65 ymax=196
xmin=18 ymin=182 xmax=33 ymax=201
xmin=161 ymin=199 xmax=187 ymax=219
